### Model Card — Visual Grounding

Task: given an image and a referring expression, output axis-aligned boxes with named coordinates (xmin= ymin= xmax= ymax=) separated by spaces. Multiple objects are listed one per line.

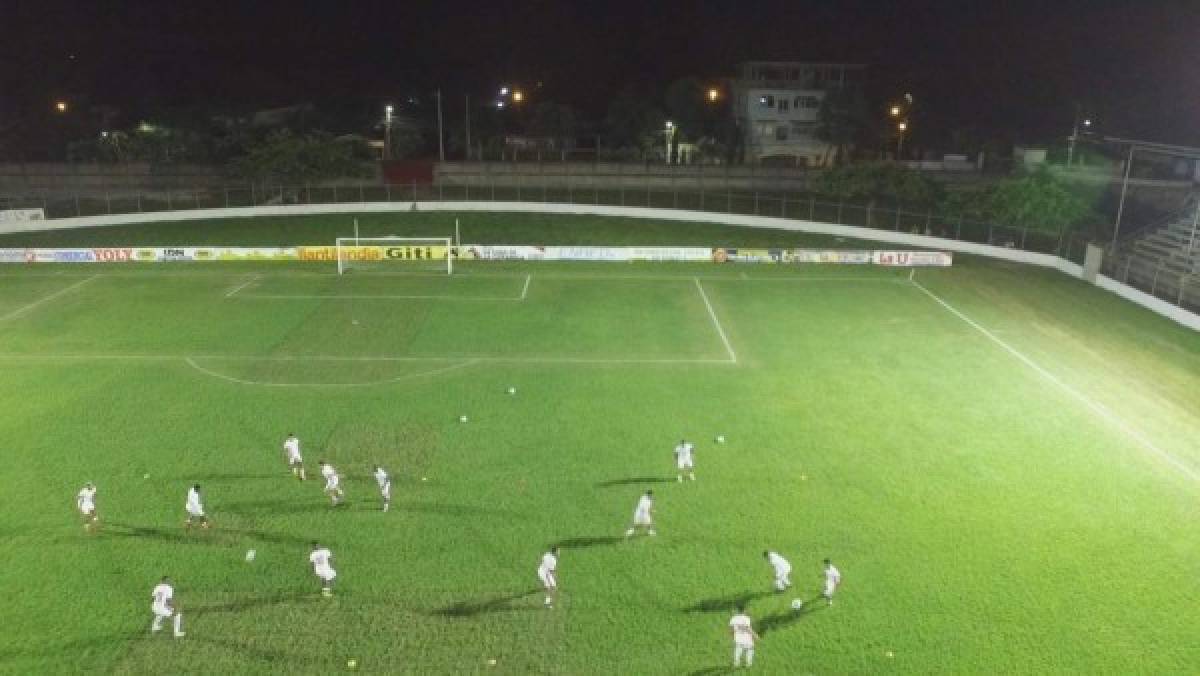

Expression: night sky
xmin=2 ymin=0 xmax=1199 ymax=145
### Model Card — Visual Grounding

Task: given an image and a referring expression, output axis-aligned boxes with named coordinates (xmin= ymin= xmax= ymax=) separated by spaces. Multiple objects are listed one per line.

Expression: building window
xmin=758 ymin=95 xmax=775 ymax=108
xmin=778 ymin=99 xmax=789 ymax=112
xmin=775 ymin=126 xmax=788 ymax=141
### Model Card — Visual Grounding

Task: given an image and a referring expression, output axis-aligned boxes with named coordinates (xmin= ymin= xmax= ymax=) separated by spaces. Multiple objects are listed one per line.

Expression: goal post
xmin=335 ymin=237 xmax=453 ymax=275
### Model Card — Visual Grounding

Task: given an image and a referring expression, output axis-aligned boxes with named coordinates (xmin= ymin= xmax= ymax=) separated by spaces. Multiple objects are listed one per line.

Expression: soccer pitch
xmin=1 ymin=213 xmax=1199 ymax=674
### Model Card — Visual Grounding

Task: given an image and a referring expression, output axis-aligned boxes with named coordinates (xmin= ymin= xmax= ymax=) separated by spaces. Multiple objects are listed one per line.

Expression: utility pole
xmin=436 ymin=89 xmax=445 ymax=162
xmin=465 ymin=94 xmax=471 ymax=161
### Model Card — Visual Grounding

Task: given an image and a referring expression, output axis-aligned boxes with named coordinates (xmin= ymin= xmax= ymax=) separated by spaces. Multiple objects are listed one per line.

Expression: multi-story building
xmin=732 ymin=61 xmax=865 ymax=167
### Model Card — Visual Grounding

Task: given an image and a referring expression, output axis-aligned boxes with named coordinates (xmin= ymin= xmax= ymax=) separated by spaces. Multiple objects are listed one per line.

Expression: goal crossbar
xmin=335 ymin=237 xmax=453 ymax=275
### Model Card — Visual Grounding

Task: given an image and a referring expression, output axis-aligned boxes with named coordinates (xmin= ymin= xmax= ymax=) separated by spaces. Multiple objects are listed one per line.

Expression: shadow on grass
xmin=221 ymin=499 xmax=337 ymax=516
xmin=173 ymin=472 xmax=281 ymax=481
xmin=190 ymin=635 xmax=311 ymax=666
xmin=683 ymin=590 xmax=773 ymax=614
xmin=758 ymin=597 xmax=827 ymax=635
xmin=220 ymin=527 xmax=313 ymax=546
xmin=687 ymin=668 xmax=735 ymax=676
xmin=549 ymin=535 xmax=623 ymax=550
xmin=106 ymin=523 xmax=199 ymax=545
xmin=191 ymin=591 xmax=313 ymax=615
xmin=430 ymin=589 xmax=541 ymax=618
xmin=595 ymin=476 xmax=677 ymax=488
xmin=0 ymin=633 xmax=135 ymax=661
xmin=391 ymin=501 xmax=524 ymax=518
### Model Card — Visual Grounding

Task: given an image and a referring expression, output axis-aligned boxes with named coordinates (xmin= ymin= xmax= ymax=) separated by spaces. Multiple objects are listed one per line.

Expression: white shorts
xmin=152 ymin=604 xmax=173 ymax=618
xmin=735 ymin=639 xmax=754 ymax=650
xmin=677 ymin=458 xmax=693 ymax=470
xmin=538 ymin=569 xmax=556 ymax=589
xmin=288 ymin=454 xmax=303 ymax=466
xmin=79 ymin=506 xmax=95 ymax=517
xmin=315 ymin=567 xmax=337 ymax=582
xmin=379 ymin=482 xmax=391 ymax=499
xmin=324 ymin=478 xmax=340 ymax=491
xmin=824 ymin=581 xmax=838 ymax=596
xmin=186 ymin=507 xmax=205 ymax=517
xmin=633 ymin=512 xmax=652 ymax=526
xmin=775 ymin=567 xmax=791 ymax=578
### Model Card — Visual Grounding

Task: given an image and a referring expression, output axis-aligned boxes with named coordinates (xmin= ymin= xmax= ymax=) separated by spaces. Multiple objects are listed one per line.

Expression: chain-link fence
xmin=0 ymin=181 xmax=1096 ymax=265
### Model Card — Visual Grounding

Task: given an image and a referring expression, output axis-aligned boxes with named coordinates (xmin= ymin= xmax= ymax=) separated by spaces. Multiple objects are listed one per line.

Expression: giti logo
xmin=384 ymin=247 xmax=434 ymax=260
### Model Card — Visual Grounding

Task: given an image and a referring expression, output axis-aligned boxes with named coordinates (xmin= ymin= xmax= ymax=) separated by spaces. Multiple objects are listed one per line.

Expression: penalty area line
xmin=183 ymin=357 xmax=480 ymax=388
xmin=224 ymin=274 xmax=260 ymax=298
xmin=909 ymin=276 xmax=1200 ymax=484
xmin=0 ymin=274 xmax=99 ymax=322
xmin=693 ymin=277 xmax=738 ymax=364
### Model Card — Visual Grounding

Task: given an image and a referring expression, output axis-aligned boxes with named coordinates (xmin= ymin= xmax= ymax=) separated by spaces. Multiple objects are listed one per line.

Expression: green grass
xmin=1 ymin=213 xmax=1199 ymax=674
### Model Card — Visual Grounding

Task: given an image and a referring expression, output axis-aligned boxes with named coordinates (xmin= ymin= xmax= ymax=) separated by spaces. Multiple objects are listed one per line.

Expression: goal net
xmin=335 ymin=237 xmax=453 ymax=275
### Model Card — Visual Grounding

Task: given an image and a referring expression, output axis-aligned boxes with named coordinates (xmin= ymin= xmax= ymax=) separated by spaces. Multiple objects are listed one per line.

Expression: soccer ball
xmin=245 ymin=549 xmax=256 ymax=562
xmin=346 ymin=658 xmax=358 ymax=668
xmin=506 ymin=386 xmax=516 ymax=395
xmin=715 ymin=435 xmax=726 ymax=444
xmin=459 ymin=415 xmax=469 ymax=423
xmin=791 ymin=598 xmax=804 ymax=610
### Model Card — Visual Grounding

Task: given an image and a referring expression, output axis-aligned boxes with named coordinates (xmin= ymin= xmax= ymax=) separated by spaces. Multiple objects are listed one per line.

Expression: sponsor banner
xmin=382 ymin=245 xmax=450 ymax=261
xmin=873 ymin=251 xmax=953 ymax=266
xmin=0 ymin=248 xmax=28 ymax=263
xmin=459 ymin=245 xmax=545 ymax=261
xmin=298 ymin=245 xmax=380 ymax=262
xmin=712 ymin=248 xmax=788 ymax=263
xmin=790 ymin=250 xmax=873 ymax=264
xmin=92 ymin=248 xmax=135 ymax=262
xmin=629 ymin=247 xmax=711 ymax=262
xmin=0 ymin=208 xmax=45 ymax=223
xmin=543 ymin=247 xmax=631 ymax=261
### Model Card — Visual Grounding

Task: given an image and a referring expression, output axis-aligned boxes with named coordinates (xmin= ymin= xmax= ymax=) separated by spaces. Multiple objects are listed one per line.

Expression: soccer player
xmin=823 ymin=558 xmax=842 ymax=606
xmin=674 ymin=439 xmax=696 ymax=482
xmin=76 ymin=482 xmax=98 ymax=532
xmin=729 ymin=604 xmax=760 ymax=668
xmin=624 ymin=490 xmax=656 ymax=537
xmin=538 ymin=546 xmax=559 ymax=608
xmin=283 ymin=433 xmax=305 ymax=481
xmin=373 ymin=465 xmax=391 ymax=512
xmin=764 ymin=550 xmax=791 ymax=592
xmin=318 ymin=461 xmax=344 ymax=506
xmin=184 ymin=484 xmax=210 ymax=529
xmin=309 ymin=542 xmax=337 ymax=597
xmin=150 ymin=576 xmax=185 ymax=638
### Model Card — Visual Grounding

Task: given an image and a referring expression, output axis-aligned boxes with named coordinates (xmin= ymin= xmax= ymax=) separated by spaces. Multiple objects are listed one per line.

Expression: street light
xmin=889 ymin=105 xmax=901 ymax=117
xmin=896 ymin=121 xmax=908 ymax=159
xmin=664 ymin=121 xmax=676 ymax=164
xmin=54 ymin=100 xmax=68 ymax=113
xmin=1067 ymin=107 xmax=1094 ymax=169
xmin=707 ymin=88 xmax=720 ymax=103
xmin=512 ymin=90 xmax=524 ymax=103
xmin=383 ymin=104 xmax=394 ymax=160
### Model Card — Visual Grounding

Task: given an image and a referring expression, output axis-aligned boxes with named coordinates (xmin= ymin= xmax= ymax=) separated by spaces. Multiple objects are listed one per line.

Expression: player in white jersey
xmin=283 ymin=433 xmax=306 ymax=481
xmin=764 ymin=550 xmax=791 ymax=591
xmin=674 ymin=439 xmax=696 ymax=482
xmin=76 ymin=482 xmax=98 ymax=532
xmin=822 ymin=558 xmax=841 ymax=606
xmin=150 ymin=576 xmax=185 ymax=638
xmin=309 ymin=542 xmax=336 ymax=596
xmin=624 ymin=490 xmax=656 ymax=537
xmin=537 ymin=547 xmax=559 ymax=608
xmin=184 ymin=484 xmax=210 ymax=529
xmin=318 ymin=461 xmax=344 ymax=506
xmin=729 ymin=604 xmax=760 ymax=668
xmin=373 ymin=465 xmax=391 ymax=512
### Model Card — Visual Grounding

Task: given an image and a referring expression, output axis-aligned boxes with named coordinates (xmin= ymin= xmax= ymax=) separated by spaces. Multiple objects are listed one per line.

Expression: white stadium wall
xmin=1 ymin=201 xmax=1195 ymax=331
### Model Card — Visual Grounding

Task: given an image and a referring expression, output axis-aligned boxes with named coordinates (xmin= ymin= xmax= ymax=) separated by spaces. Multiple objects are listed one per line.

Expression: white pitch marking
xmin=224 ymin=274 xmax=260 ymax=298
xmin=910 ymin=276 xmax=1200 ymax=483
xmin=519 ymin=273 xmax=532 ymax=300
xmin=693 ymin=277 xmax=738 ymax=364
xmin=0 ymin=275 xmax=99 ymax=322
xmin=183 ymin=357 xmax=480 ymax=388
xmin=241 ymin=293 xmax=525 ymax=301
xmin=0 ymin=353 xmax=736 ymax=365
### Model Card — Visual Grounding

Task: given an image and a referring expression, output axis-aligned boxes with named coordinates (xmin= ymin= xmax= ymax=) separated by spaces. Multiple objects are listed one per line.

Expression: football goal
xmin=335 ymin=237 xmax=453 ymax=275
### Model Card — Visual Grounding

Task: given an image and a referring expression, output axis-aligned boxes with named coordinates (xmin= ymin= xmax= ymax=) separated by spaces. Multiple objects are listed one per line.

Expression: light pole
xmin=383 ymin=104 xmax=394 ymax=160
xmin=664 ymin=121 xmax=675 ymax=164
xmin=1067 ymin=111 xmax=1092 ymax=168
xmin=896 ymin=121 xmax=908 ymax=159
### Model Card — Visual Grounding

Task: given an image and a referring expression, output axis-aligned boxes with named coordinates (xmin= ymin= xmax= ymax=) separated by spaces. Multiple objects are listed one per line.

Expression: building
xmin=732 ymin=61 xmax=865 ymax=167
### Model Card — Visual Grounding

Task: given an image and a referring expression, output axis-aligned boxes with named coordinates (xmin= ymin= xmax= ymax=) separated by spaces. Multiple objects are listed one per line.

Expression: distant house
xmin=732 ymin=61 xmax=865 ymax=167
